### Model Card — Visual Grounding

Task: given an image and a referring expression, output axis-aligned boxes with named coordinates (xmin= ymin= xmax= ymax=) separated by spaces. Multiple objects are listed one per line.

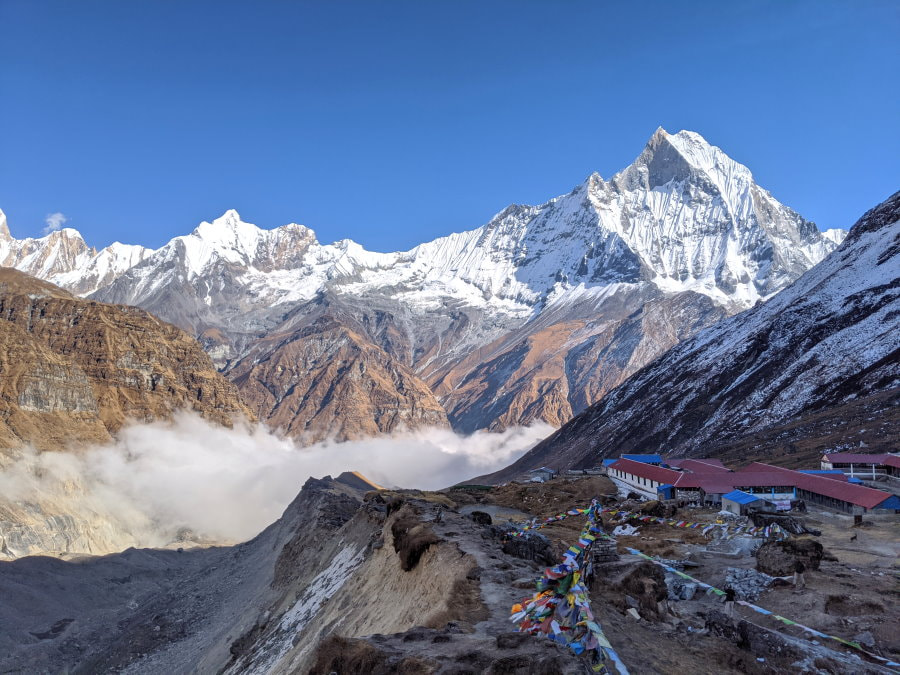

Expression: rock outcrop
xmin=0 ymin=268 xmax=253 ymax=451
xmin=756 ymin=539 xmax=824 ymax=577
xmin=228 ymin=316 xmax=448 ymax=442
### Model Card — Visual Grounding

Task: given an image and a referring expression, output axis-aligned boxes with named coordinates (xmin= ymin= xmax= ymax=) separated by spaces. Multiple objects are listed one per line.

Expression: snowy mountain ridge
xmin=485 ymin=190 xmax=900 ymax=479
xmin=0 ymin=210 xmax=153 ymax=296
xmin=1 ymin=129 xmax=843 ymax=318
xmin=0 ymin=129 xmax=852 ymax=435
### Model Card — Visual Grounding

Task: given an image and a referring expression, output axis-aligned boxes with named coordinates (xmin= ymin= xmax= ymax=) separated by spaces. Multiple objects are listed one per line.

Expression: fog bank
xmin=0 ymin=413 xmax=551 ymax=549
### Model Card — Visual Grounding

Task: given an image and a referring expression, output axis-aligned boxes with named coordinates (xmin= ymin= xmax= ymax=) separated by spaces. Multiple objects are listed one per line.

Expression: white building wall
xmin=608 ymin=468 xmax=661 ymax=500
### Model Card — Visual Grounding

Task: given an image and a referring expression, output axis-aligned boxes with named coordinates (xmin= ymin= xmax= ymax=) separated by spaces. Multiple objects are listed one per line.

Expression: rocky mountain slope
xmin=229 ymin=315 xmax=448 ymax=441
xmin=0 ymin=129 xmax=845 ymax=438
xmin=485 ymin=191 xmax=900 ymax=480
xmin=0 ymin=478 xmax=582 ymax=673
xmin=0 ymin=268 xmax=252 ymax=451
xmin=0 ymin=268 xmax=255 ymax=558
xmin=2 ymin=475 xmax=893 ymax=674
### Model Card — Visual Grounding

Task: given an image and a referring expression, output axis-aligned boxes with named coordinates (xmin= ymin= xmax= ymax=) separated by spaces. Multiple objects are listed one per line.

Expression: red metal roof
xmin=729 ymin=472 xmax=797 ymax=487
xmin=672 ymin=474 xmax=736 ymax=494
xmin=671 ymin=471 xmax=793 ymax=494
xmin=608 ymin=458 xmax=681 ymax=484
xmin=613 ymin=457 xmax=894 ymax=508
xmin=747 ymin=462 xmax=893 ymax=509
xmin=666 ymin=458 xmax=730 ymax=472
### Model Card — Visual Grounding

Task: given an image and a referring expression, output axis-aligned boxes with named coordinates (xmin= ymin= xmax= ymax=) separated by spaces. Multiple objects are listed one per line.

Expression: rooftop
xmin=666 ymin=458 xmax=731 ymax=473
xmin=610 ymin=455 xmax=897 ymax=509
xmin=722 ymin=490 xmax=762 ymax=505
xmin=621 ymin=454 xmax=664 ymax=465
xmin=798 ymin=470 xmax=850 ymax=481
xmin=609 ymin=458 xmax=682 ymax=484
xmin=745 ymin=462 xmax=894 ymax=509
xmin=666 ymin=457 xmax=725 ymax=467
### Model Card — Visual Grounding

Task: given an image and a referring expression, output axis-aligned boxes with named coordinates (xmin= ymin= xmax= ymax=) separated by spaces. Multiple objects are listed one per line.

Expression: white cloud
xmin=42 ymin=212 xmax=67 ymax=234
xmin=0 ymin=413 xmax=551 ymax=550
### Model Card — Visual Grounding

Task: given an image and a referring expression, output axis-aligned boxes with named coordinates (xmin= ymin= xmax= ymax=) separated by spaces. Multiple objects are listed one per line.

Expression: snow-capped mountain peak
xmin=822 ymin=228 xmax=848 ymax=245
xmin=3 ymin=128 xmax=845 ymax=376
xmin=173 ymin=210 xmax=320 ymax=277
xmin=612 ymin=127 xmax=749 ymax=194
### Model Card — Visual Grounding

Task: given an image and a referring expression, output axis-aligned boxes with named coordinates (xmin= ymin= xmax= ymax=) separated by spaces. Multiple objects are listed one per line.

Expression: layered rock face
xmin=0 ymin=129 xmax=845 ymax=439
xmin=485 ymin=191 xmax=900 ymax=481
xmin=432 ymin=288 xmax=728 ymax=432
xmin=0 ymin=268 xmax=252 ymax=451
xmin=229 ymin=316 xmax=448 ymax=442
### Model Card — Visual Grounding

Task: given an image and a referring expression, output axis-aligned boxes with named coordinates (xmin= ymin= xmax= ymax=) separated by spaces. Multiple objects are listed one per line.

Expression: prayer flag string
xmin=510 ymin=501 xmax=629 ymax=674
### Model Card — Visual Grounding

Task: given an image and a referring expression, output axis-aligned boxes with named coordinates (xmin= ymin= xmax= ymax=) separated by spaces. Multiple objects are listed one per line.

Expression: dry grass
xmin=425 ymin=574 xmax=489 ymax=630
xmin=490 ymin=476 xmax=616 ymax=519
xmin=309 ymin=636 xmax=436 ymax=675
xmin=391 ymin=509 xmax=441 ymax=572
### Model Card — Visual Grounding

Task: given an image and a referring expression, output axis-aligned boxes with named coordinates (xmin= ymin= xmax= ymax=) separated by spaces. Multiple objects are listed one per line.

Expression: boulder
xmin=755 ymin=539 xmax=824 ymax=576
xmin=496 ymin=530 xmax=557 ymax=566
xmin=666 ymin=577 xmax=697 ymax=601
xmin=854 ymin=631 xmax=875 ymax=648
xmin=469 ymin=511 xmax=493 ymax=526
xmin=724 ymin=567 xmax=774 ymax=601
xmin=639 ymin=500 xmax=664 ymax=517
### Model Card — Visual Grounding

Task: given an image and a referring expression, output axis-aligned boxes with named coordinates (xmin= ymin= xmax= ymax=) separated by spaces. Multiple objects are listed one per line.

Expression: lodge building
xmin=606 ymin=456 xmax=900 ymax=514
xmin=820 ymin=453 xmax=900 ymax=479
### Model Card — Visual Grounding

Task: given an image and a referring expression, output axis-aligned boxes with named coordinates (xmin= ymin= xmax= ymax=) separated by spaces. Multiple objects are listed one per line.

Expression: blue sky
xmin=1 ymin=1 xmax=897 ymax=251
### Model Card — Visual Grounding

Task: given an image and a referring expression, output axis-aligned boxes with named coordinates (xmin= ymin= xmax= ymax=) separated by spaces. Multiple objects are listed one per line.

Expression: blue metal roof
xmin=799 ymin=470 xmax=844 ymax=475
xmin=722 ymin=490 xmax=760 ymax=505
xmin=602 ymin=459 xmax=617 ymax=466
xmin=873 ymin=494 xmax=900 ymax=510
xmin=622 ymin=454 xmax=663 ymax=465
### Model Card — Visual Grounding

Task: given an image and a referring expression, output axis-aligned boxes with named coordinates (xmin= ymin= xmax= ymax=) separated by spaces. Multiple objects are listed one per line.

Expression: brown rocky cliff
xmin=0 ymin=268 xmax=253 ymax=451
xmin=229 ymin=316 xmax=449 ymax=443
xmin=432 ymin=291 xmax=727 ymax=433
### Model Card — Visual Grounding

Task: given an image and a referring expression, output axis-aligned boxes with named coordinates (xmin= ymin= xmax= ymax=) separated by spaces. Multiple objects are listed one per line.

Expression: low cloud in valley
xmin=0 ymin=413 xmax=551 ymax=549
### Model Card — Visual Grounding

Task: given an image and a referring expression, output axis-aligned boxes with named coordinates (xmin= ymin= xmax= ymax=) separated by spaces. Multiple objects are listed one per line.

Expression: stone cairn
xmin=591 ymin=538 xmax=619 ymax=565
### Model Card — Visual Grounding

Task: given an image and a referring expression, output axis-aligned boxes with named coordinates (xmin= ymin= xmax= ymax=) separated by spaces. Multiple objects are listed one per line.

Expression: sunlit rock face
xmin=0 ymin=267 xmax=252 ymax=452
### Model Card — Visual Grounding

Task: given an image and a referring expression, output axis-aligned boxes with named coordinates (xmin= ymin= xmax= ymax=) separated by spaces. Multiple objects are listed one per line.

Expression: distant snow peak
xmin=822 ymin=228 xmax=848 ymax=246
xmin=1 ymin=126 xmax=843 ymax=365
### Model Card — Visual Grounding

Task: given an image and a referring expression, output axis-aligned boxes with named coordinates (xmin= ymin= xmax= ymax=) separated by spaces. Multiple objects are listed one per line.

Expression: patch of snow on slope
xmin=243 ymin=543 xmax=365 ymax=674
